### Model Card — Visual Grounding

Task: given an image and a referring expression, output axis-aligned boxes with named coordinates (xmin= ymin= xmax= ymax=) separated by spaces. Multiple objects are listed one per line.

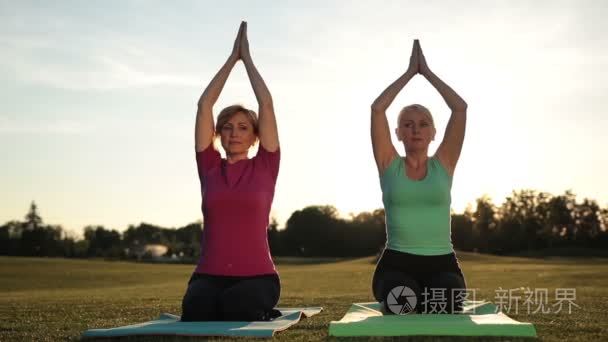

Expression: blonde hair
xmin=398 ymin=104 xmax=434 ymax=127
xmin=398 ymin=104 xmax=436 ymax=139
xmin=215 ymin=104 xmax=259 ymax=135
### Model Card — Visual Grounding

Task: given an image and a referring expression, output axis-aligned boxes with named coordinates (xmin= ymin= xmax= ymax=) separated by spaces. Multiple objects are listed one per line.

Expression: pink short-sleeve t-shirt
xmin=194 ymin=144 xmax=280 ymax=276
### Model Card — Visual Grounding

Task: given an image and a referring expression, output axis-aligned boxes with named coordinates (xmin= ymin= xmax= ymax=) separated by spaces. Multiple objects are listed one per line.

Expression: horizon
xmin=5 ymin=186 xmax=603 ymax=239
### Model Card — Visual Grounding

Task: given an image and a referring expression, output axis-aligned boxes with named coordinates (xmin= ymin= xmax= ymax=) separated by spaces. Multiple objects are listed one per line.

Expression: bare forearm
xmin=194 ymin=56 xmax=237 ymax=151
xmin=424 ymin=71 xmax=467 ymax=112
xmin=242 ymin=57 xmax=274 ymax=110
xmin=371 ymin=70 xmax=416 ymax=112
xmin=197 ymin=56 xmax=238 ymax=109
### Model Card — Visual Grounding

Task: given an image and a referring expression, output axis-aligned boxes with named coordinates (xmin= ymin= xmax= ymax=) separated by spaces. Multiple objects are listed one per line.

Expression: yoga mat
xmin=329 ymin=300 xmax=537 ymax=337
xmin=82 ymin=307 xmax=322 ymax=338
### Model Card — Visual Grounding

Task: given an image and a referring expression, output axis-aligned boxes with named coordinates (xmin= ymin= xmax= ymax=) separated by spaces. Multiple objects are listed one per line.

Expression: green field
xmin=0 ymin=253 xmax=606 ymax=341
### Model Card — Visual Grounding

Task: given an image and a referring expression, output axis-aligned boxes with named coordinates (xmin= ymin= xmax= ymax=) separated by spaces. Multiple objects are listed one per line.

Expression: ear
xmin=395 ymin=127 xmax=402 ymax=142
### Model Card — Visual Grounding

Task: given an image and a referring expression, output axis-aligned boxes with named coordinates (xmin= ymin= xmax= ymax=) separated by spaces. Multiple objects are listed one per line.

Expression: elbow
xmin=454 ymin=102 xmax=467 ymax=114
xmin=259 ymin=100 xmax=274 ymax=112
xmin=371 ymin=96 xmax=390 ymax=114
xmin=371 ymin=104 xmax=385 ymax=115
xmin=257 ymin=94 xmax=274 ymax=109
xmin=197 ymin=99 xmax=211 ymax=110
xmin=461 ymin=101 xmax=468 ymax=112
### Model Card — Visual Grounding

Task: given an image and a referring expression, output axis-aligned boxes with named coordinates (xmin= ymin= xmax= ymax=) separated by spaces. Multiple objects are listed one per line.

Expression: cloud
xmin=1 ymin=48 xmax=202 ymax=91
xmin=0 ymin=18 xmax=209 ymax=91
xmin=0 ymin=116 xmax=91 ymax=135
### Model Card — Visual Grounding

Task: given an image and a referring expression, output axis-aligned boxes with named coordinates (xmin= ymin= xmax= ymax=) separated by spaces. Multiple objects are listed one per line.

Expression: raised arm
xmin=418 ymin=42 xmax=468 ymax=175
xmin=370 ymin=40 xmax=420 ymax=174
xmin=239 ymin=22 xmax=279 ymax=152
xmin=195 ymin=23 xmax=244 ymax=152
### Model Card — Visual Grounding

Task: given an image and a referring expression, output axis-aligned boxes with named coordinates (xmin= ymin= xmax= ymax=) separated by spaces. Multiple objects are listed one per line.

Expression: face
xmin=219 ymin=111 xmax=257 ymax=155
xmin=396 ymin=110 xmax=435 ymax=150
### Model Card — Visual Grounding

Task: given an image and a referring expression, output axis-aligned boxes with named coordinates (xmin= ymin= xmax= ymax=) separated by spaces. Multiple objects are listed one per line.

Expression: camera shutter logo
xmin=387 ymin=286 xmax=417 ymax=314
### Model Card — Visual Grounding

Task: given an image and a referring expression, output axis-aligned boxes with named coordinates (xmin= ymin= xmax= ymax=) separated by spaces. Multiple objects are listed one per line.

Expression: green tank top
xmin=380 ymin=155 xmax=454 ymax=255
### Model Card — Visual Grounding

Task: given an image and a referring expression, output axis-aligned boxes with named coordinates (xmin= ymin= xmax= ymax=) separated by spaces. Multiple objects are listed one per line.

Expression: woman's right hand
xmin=406 ymin=39 xmax=420 ymax=75
xmin=229 ymin=22 xmax=245 ymax=62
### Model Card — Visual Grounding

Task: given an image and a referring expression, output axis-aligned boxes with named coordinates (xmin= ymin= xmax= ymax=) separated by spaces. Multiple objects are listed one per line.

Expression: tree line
xmin=1 ymin=189 xmax=607 ymax=260
xmin=0 ymin=202 xmax=202 ymax=260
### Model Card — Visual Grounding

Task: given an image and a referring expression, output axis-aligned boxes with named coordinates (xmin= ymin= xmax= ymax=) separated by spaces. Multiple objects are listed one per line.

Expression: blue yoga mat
xmin=82 ymin=307 xmax=323 ymax=338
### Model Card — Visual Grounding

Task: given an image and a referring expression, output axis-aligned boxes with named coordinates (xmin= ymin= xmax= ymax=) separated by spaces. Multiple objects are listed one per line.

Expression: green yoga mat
xmin=329 ymin=301 xmax=537 ymax=337
xmin=82 ymin=307 xmax=322 ymax=338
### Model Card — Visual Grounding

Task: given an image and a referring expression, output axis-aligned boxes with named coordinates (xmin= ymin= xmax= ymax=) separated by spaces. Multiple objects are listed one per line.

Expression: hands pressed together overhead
xmin=230 ymin=21 xmax=252 ymax=63
xmin=407 ymin=39 xmax=431 ymax=77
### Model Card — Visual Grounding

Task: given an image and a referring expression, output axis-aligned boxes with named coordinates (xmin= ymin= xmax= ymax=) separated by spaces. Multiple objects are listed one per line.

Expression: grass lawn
xmin=0 ymin=253 xmax=606 ymax=341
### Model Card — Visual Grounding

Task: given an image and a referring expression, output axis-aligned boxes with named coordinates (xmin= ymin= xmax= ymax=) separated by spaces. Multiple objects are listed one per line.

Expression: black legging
xmin=372 ymin=249 xmax=467 ymax=314
xmin=181 ymin=273 xmax=281 ymax=321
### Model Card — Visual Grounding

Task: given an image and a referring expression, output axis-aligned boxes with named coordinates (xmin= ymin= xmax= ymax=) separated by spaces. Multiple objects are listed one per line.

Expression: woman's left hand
xmin=418 ymin=41 xmax=431 ymax=77
xmin=239 ymin=21 xmax=251 ymax=62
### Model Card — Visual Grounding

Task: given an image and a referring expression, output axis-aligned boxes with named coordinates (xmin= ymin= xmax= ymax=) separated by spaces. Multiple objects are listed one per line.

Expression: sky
xmin=1 ymin=0 xmax=607 ymax=237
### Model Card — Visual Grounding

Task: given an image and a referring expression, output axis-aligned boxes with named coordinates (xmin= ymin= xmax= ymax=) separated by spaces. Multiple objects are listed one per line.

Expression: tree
xmin=541 ymin=191 xmax=576 ymax=248
xmin=0 ymin=224 xmax=10 ymax=255
xmin=283 ymin=205 xmax=341 ymax=256
xmin=172 ymin=222 xmax=203 ymax=259
xmin=572 ymin=199 xmax=602 ymax=243
xmin=24 ymin=201 xmax=43 ymax=230
xmin=83 ymin=225 xmax=122 ymax=257
xmin=20 ymin=225 xmax=63 ymax=256
xmin=451 ymin=206 xmax=474 ymax=252
xmin=281 ymin=206 xmax=386 ymax=257
xmin=472 ymin=195 xmax=497 ymax=253
xmin=267 ymin=217 xmax=283 ymax=255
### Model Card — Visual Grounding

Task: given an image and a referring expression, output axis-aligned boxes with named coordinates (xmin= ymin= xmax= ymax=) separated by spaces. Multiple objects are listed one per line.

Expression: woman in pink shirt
xmin=181 ymin=22 xmax=281 ymax=322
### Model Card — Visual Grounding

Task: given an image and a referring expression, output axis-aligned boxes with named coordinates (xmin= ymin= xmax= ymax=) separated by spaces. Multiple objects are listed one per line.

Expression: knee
xmin=180 ymin=282 xmax=220 ymax=321
xmin=428 ymin=272 xmax=466 ymax=289
xmin=423 ymin=272 xmax=467 ymax=314
xmin=181 ymin=295 xmax=218 ymax=321
xmin=373 ymin=271 xmax=422 ymax=314
xmin=219 ymin=279 xmax=280 ymax=321
xmin=221 ymin=307 xmax=266 ymax=321
xmin=376 ymin=271 xmax=422 ymax=295
xmin=219 ymin=292 xmax=274 ymax=321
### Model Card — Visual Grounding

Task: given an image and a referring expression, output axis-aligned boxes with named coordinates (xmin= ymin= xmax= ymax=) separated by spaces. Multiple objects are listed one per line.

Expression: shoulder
xmin=196 ymin=145 xmax=222 ymax=173
xmin=254 ymin=144 xmax=280 ymax=164
xmin=433 ymin=149 xmax=458 ymax=177
xmin=431 ymin=154 xmax=453 ymax=179
xmin=254 ymin=144 xmax=280 ymax=182
xmin=380 ymin=154 xmax=402 ymax=180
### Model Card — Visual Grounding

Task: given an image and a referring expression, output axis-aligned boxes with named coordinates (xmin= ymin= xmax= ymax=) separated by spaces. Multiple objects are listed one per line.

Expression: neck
xmin=226 ymin=151 xmax=249 ymax=164
xmin=404 ymin=148 xmax=429 ymax=168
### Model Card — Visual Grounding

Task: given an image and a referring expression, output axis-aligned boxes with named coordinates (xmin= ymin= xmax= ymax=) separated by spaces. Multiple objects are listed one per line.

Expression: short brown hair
xmin=215 ymin=104 xmax=259 ymax=135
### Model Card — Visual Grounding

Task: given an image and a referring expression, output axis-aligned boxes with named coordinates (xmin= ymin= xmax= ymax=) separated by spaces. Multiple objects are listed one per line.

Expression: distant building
xmin=128 ymin=244 xmax=169 ymax=260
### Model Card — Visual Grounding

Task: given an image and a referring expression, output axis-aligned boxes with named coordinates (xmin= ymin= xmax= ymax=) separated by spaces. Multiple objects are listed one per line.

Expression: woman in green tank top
xmin=370 ymin=40 xmax=468 ymax=314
